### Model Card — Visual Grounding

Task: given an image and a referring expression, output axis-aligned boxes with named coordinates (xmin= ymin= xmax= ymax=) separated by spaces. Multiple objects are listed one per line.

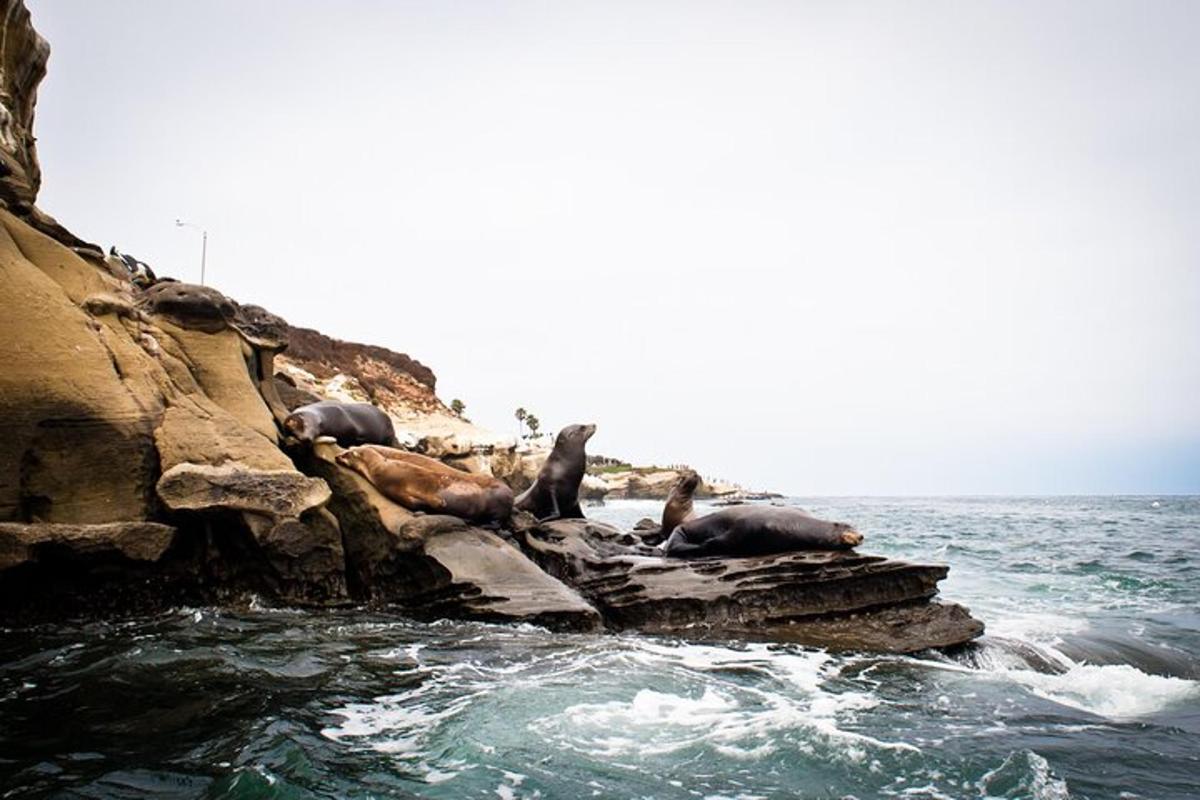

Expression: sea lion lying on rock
xmin=284 ymin=401 xmax=397 ymax=448
xmin=515 ymin=423 xmax=595 ymax=522
xmin=663 ymin=505 xmax=863 ymax=558
xmin=335 ymin=445 xmax=513 ymax=524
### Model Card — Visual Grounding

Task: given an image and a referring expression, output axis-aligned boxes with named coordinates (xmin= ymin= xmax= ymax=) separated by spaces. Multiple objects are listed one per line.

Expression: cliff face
xmin=0 ymin=0 xmax=46 ymax=211
xmin=0 ymin=209 xmax=347 ymax=609
xmin=277 ymin=330 xmax=447 ymax=420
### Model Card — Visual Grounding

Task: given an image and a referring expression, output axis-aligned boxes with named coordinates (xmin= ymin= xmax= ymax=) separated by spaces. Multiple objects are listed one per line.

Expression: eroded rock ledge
xmin=517 ymin=518 xmax=982 ymax=652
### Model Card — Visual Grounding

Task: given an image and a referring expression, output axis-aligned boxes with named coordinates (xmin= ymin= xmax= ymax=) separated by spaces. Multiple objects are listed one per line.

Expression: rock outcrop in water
xmin=518 ymin=518 xmax=982 ymax=652
xmin=0 ymin=0 xmax=982 ymax=652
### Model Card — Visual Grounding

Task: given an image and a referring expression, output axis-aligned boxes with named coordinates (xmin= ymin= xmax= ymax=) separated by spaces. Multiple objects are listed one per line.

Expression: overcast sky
xmin=27 ymin=1 xmax=1200 ymax=494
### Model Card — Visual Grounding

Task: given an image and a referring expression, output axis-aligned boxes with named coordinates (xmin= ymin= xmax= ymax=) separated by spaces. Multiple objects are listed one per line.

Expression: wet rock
xmin=243 ymin=507 xmax=348 ymax=604
xmin=0 ymin=521 xmax=177 ymax=571
xmin=156 ymin=462 xmax=346 ymax=603
xmin=518 ymin=518 xmax=984 ymax=653
xmin=0 ymin=521 xmax=188 ymax=620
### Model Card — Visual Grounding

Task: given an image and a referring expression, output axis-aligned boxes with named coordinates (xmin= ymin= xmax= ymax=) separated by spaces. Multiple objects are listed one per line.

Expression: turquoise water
xmin=2 ymin=497 xmax=1198 ymax=798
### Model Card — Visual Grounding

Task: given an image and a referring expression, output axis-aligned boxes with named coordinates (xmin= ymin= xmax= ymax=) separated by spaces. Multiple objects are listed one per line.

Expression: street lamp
xmin=174 ymin=219 xmax=208 ymax=285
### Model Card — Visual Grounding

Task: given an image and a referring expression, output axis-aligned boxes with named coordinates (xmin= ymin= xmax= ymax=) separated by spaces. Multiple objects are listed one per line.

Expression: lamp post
xmin=174 ymin=219 xmax=208 ymax=285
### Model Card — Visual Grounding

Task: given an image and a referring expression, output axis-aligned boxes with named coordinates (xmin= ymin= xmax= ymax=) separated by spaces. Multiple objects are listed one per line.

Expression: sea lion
xmin=335 ymin=445 xmax=513 ymax=524
xmin=663 ymin=505 xmax=863 ymax=558
xmin=514 ymin=423 xmax=596 ymax=522
xmin=107 ymin=246 xmax=157 ymax=288
xmin=661 ymin=469 xmax=701 ymax=533
xmin=284 ymin=401 xmax=397 ymax=448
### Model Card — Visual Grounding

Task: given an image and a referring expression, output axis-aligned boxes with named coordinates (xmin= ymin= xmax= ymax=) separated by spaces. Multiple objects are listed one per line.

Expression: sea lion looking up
xmin=335 ymin=445 xmax=513 ymax=524
xmin=514 ymin=423 xmax=596 ymax=522
xmin=661 ymin=469 xmax=701 ymax=534
xmin=284 ymin=401 xmax=397 ymax=448
xmin=663 ymin=505 xmax=863 ymax=558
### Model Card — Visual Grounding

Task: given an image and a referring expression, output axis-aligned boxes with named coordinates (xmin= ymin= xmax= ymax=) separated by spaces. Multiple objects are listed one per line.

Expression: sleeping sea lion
xmin=663 ymin=505 xmax=863 ymax=558
xmin=514 ymin=423 xmax=595 ymax=522
xmin=284 ymin=401 xmax=397 ymax=448
xmin=335 ymin=445 xmax=513 ymax=524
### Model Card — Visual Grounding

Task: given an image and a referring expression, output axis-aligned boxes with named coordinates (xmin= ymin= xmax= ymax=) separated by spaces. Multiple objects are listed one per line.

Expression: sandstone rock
xmin=231 ymin=303 xmax=288 ymax=350
xmin=579 ymin=473 xmax=609 ymax=501
xmin=0 ymin=209 xmax=162 ymax=523
xmin=156 ymin=462 xmax=346 ymax=603
xmin=154 ymin=318 xmax=280 ymax=441
xmin=153 ymin=405 xmax=293 ymax=473
xmin=0 ymin=0 xmax=47 ymax=212
xmin=273 ymin=374 xmax=324 ymax=411
xmin=138 ymin=282 xmax=236 ymax=332
xmin=416 ymin=433 xmax=473 ymax=458
xmin=81 ymin=291 xmax=140 ymax=319
xmin=387 ymin=517 xmax=601 ymax=630
xmin=156 ymin=463 xmax=331 ymax=519
xmin=299 ymin=441 xmax=599 ymax=627
xmin=518 ymin=518 xmax=984 ymax=653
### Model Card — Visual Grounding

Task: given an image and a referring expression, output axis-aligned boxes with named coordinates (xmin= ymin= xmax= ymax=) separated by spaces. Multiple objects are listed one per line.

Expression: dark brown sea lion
xmin=661 ymin=469 xmax=701 ymax=533
xmin=335 ymin=445 xmax=513 ymax=524
xmin=284 ymin=401 xmax=397 ymax=448
xmin=663 ymin=505 xmax=863 ymax=558
xmin=514 ymin=423 xmax=596 ymax=522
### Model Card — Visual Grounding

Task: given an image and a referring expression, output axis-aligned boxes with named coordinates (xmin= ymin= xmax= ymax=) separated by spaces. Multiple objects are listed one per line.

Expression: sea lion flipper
xmin=537 ymin=487 xmax=561 ymax=522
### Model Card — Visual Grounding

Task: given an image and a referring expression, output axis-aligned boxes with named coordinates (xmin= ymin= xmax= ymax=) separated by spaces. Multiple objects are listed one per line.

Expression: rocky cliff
xmin=0 ymin=2 xmax=982 ymax=652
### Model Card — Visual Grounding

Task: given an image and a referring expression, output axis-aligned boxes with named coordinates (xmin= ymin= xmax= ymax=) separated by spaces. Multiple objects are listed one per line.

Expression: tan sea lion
xmin=335 ymin=445 xmax=513 ymax=524
xmin=661 ymin=469 xmax=701 ymax=533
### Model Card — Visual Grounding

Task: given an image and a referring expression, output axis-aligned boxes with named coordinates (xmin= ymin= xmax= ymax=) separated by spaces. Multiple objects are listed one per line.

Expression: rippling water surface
xmin=2 ymin=497 xmax=1198 ymax=799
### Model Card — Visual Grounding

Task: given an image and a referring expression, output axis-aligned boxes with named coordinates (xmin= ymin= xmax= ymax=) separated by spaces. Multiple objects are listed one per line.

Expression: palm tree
xmin=450 ymin=399 xmax=465 ymax=416
xmin=526 ymin=414 xmax=540 ymax=438
xmin=515 ymin=407 xmax=527 ymax=437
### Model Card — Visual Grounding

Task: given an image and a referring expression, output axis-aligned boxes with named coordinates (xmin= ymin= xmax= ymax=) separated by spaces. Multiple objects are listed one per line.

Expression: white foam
xmin=1008 ymin=663 xmax=1197 ymax=719
xmin=977 ymin=750 xmax=1071 ymax=799
xmin=918 ymin=645 xmax=1198 ymax=720
xmin=531 ymin=640 xmax=917 ymax=760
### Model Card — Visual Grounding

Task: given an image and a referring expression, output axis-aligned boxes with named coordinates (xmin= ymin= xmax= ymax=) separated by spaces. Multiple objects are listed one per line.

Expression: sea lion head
xmin=833 ymin=522 xmax=863 ymax=548
xmin=284 ymin=409 xmax=318 ymax=441
xmin=556 ymin=423 xmax=596 ymax=450
xmin=334 ymin=447 xmax=371 ymax=473
xmin=674 ymin=469 xmax=701 ymax=497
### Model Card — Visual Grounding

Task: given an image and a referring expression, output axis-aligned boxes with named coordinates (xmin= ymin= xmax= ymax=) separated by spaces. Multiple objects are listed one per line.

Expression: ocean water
xmin=1 ymin=497 xmax=1198 ymax=799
